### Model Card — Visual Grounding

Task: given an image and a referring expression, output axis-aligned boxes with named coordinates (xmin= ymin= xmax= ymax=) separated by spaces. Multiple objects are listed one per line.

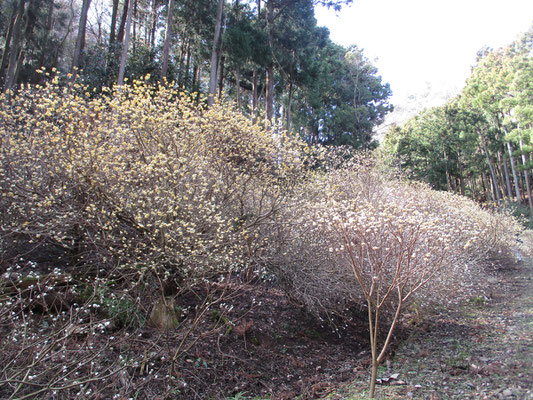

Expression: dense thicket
xmin=381 ymin=28 xmax=532 ymax=219
xmin=0 ymin=0 xmax=392 ymax=148
xmin=0 ymin=77 xmax=522 ymax=399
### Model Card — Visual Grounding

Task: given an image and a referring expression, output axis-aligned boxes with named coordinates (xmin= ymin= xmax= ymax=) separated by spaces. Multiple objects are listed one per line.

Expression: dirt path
xmin=329 ymin=256 xmax=533 ymax=400
xmin=372 ymin=257 xmax=532 ymax=400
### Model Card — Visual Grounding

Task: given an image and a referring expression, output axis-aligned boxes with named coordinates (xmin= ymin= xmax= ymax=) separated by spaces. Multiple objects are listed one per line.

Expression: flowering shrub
xmin=0 ymin=78 xmax=309 ymax=286
xmin=267 ymin=156 xmax=521 ymax=314
xmin=0 ymin=78 xmax=523 ymax=399
xmin=263 ymin=155 xmax=522 ymax=397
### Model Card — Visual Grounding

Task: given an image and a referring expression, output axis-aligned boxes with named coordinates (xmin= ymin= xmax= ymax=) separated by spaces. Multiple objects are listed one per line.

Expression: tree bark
xmin=443 ymin=147 xmax=452 ymax=192
xmin=252 ymin=69 xmax=258 ymax=121
xmin=149 ymin=0 xmax=158 ymax=50
xmin=117 ymin=0 xmax=130 ymax=44
xmin=70 ymin=0 xmax=92 ymax=83
xmin=160 ymin=0 xmax=174 ymax=82
xmin=482 ymin=174 xmax=493 ymax=203
xmin=235 ymin=67 xmax=241 ymax=110
xmin=500 ymin=150 xmax=513 ymax=202
xmin=132 ymin=0 xmax=137 ymax=54
xmin=208 ymin=0 xmax=224 ymax=107
xmin=0 ymin=4 xmax=17 ymax=86
xmin=110 ymin=0 xmax=119 ymax=44
xmin=286 ymin=80 xmax=293 ymax=131
xmin=265 ymin=63 xmax=274 ymax=124
xmin=519 ymin=136 xmax=533 ymax=212
xmin=3 ymin=0 xmax=26 ymax=94
xmin=480 ymin=135 xmax=502 ymax=204
xmin=264 ymin=0 xmax=274 ymax=124
xmin=506 ymin=141 xmax=522 ymax=203
xmin=218 ymin=55 xmax=225 ymax=100
xmin=117 ymin=0 xmax=133 ymax=86
xmin=36 ymin=0 xmax=55 ymax=74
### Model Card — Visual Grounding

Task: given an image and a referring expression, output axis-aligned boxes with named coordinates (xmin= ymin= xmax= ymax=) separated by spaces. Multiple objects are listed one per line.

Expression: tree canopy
xmin=381 ymin=27 xmax=533 ymax=217
xmin=0 ymin=0 xmax=391 ymax=148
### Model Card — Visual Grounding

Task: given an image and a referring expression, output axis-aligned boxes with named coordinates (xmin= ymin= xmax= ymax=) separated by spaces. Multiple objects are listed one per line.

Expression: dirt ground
xmin=1 ymin=239 xmax=532 ymax=399
xmin=326 ymin=254 xmax=533 ymax=400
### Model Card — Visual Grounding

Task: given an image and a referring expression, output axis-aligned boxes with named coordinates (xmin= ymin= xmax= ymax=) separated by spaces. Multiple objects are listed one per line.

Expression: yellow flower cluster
xmin=0 ymin=79 xmax=310 ymax=284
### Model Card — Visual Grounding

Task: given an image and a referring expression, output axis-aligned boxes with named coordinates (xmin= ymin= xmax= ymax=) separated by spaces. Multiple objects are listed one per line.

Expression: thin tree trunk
xmin=481 ymin=136 xmax=502 ymax=204
xmin=117 ymin=0 xmax=133 ymax=86
xmin=252 ymin=69 xmax=258 ymax=121
xmin=457 ymin=149 xmax=465 ymax=195
xmin=500 ymin=150 xmax=513 ymax=202
xmin=367 ymin=301 xmax=378 ymax=398
xmin=110 ymin=0 xmax=119 ymax=44
xmin=519 ymin=136 xmax=533 ymax=212
xmin=265 ymin=64 xmax=274 ymax=124
xmin=264 ymin=0 xmax=274 ymax=124
xmin=0 ymin=5 xmax=17 ymax=86
xmin=13 ymin=50 xmax=25 ymax=88
xmin=183 ymin=41 xmax=191 ymax=88
xmin=70 ymin=0 xmax=92 ymax=83
xmin=132 ymin=0 xmax=137 ymax=54
xmin=194 ymin=64 xmax=200 ymax=104
xmin=117 ymin=0 xmax=129 ymax=44
xmin=208 ymin=0 xmax=224 ymax=106
xmin=218 ymin=55 xmax=225 ymax=100
xmin=149 ymin=0 xmax=158 ymax=49
xmin=506 ymin=141 xmax=522 ymax=203
xmin=176 ymin=40 xmax=185 ymax=86
xmin=235 ymin=67 xmax=241 ymax=110
xmin=160 ymin=0 xmax=174 ymax=82
xmin=37 ymin=0 xmax=55 ymax=73
xmin=286 ymin=80 xmax=293 ymax=131
xmin=3 ymin=0 xmax=25 ymax=93
xmin=443 ymin=147 xmax=452 ymax=191
xmin=482 ymin=174 xmax=493 ymax=203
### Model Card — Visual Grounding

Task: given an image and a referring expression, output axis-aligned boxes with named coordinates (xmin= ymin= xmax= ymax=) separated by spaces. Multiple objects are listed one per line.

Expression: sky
xmin=315 ymin=0 xmax=533 ymax=109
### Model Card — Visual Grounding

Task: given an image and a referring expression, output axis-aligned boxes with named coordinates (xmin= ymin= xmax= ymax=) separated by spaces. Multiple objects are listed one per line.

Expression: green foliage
xmin=380 ymin=27 xmax=532 ymax=213
xmin=0 ymin=0 xmax=388 ymax=147
xmin=103 ymin=294 xmax=146 ymax=329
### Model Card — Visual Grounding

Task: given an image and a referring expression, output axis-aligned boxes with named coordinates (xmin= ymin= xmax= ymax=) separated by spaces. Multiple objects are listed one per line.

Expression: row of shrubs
xmin=0 ymin=79 xmax=524 ymax=398
xmin=1 ymin=78 xmax=522 ymax=317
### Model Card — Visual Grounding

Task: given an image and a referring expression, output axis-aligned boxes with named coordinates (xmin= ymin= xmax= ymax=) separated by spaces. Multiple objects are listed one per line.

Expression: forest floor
xmin=326 ymin=246 xmax=533 ymax=399
xmin=1 ymin=236 xmax=532 ymax=399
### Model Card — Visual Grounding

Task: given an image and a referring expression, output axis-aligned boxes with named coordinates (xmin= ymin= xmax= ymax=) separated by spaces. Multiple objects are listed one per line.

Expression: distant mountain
xmin=374 ymin=82 xmax=460 ymax=141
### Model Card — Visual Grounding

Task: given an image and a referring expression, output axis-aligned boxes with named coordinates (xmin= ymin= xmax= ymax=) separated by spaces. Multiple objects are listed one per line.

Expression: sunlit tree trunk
xmin=117 ymin=0 xmax=129 ymax=44
xmin=70 ymin=0 xmax=92 ymax=83
xmin=118 ymin=0 xmax=133 ymax=86
xmin=519 ymin=135 xmax=533 ymax=212
xmin=208 ymin=0 xmax=224 ymax=106
xmin=161 ymin=0 xmax=174 ymax=82
xmin=506 ymin=141 xmax=522 ymax=203
xmin=480 ymin=135 xmax=502 ymax=204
